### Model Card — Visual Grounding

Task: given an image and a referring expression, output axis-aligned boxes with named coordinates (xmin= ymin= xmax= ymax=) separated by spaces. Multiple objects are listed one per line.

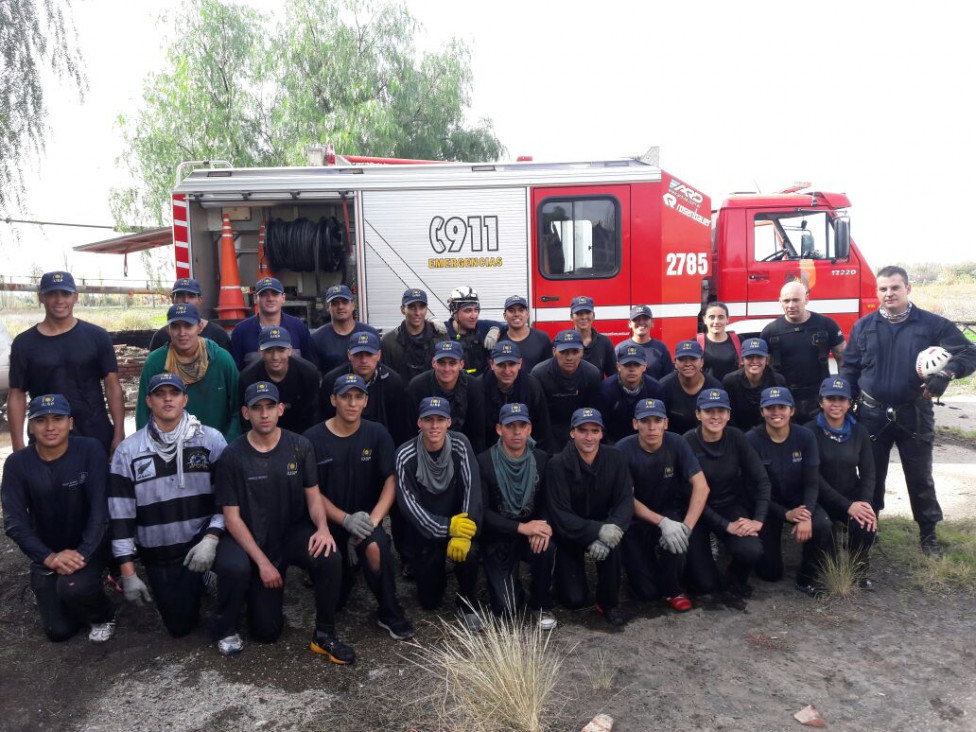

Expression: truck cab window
xmin=753 ymin=211 xmax=843 ymax=262
xmin=539 ymin=197 xmax=620 ymax=279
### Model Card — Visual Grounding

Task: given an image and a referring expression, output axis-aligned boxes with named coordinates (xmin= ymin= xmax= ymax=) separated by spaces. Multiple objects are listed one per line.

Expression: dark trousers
xmin=144 ymin=560 xmax=205 ymax=637
xmin=403 ymin=525 xmax=480 ymax=611
xmin=482 ymin=534 xmax=555 ymax=616
xmin=859 ymin=401 xmax=942 ymax=526
xmin=554 ymin=540 xmax=621 ymax=610
xmin=755 ymin=506 xmax=835 ymax=587
xmin=823 ymin=505 xmax=876 ymax=570
xmin=211 ymin=526 xmax=342 ymax=642
xmin=621 ymin=520 xmax=686 ymax=600
xmin=333 ymin=525 xmax=406 ymax=625
xmin=685 ymin=503 xmax=763 ymax=594
xmin=29 ymin=561 xmax=113 ymax=642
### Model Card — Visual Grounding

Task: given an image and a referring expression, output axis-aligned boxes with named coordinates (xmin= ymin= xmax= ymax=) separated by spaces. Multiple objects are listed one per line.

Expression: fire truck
xmin=170 ymin=151 xmax=877 ymax=345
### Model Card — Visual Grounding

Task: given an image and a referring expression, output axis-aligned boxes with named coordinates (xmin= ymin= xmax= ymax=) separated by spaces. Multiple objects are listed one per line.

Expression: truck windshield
xmin=753 ymin=211 xmax=846 ymax=261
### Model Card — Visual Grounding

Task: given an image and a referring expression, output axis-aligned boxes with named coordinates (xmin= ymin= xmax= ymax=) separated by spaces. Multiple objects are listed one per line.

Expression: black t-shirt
xmin=499 ymin=329 xmax=553 ymax=373
xmin=746 ymin=424 xmax=820 ymax=516
xmin=239 ymin=356 xmax=321 ymax=435
xmin=703 ymin=338 xmax=739 ymax=381
xmin=761 ymin=313 xmax=844 ymax=399
xmin=311 ymin=322 xmax=380 ymax=375
xmin=9 ymin=321 xmax=118 ymax=448
xmin=722 ymin=367 xmax=787 ymax=432
xmin=149 ymin=322 xmax=232 ymax=353
xmin=616 ymin=432 xmax=701 ymax=517
xmin=216 ymin=430 xmax=317 ymax=562
xmin=302 ymin=419 xmax=395 ymax=515
xmin=659 ymin=372 xmax=723 ymax=436
xmin=617 ymin=338 xmax=673 ymax=381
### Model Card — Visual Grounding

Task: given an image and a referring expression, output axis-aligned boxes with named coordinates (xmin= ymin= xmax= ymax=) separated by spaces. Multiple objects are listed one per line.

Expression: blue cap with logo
xmin=674 ymin=339 xmax=703 ymax=359
xmin=570 ymin=295 xmax=595 ymax=314
xmin=554 ymin=329 xmax=584 ymax=351
xmin=401 ymin=288 xmax=428 ymax=306
xmin=760 ymin=386 xmax=794 ymax=408
xmin=630 ymin=305 xmax=653 ymax=320
xmin=504 ymin=295 xmax=529 ymax=310
xmin=491 ymin=341 xmax=522 ymax=363
xmin=171 ymin=278 xmax=202 ymax=295
xmin=499 ymin=402 xmax=531 ymax=425
xmin=634 ymin=398 xmax=667 ymax=420
xmin=741 ymin=338 xmax=769 ymax=358
xmin=334 ymin=373 xmax=369 ymax=395
xmin=819 ymin=377 xmax=852 ymax=399
xmin=166 ymin=303 xmax=201 ymax=325
xmin=28 ymin=394 xmax=71 ymax=419
xmin=326 ymin=284 xmax=353 ymax=303
xmin=148 ymin=373 xmax=187 ymax=394
xmin=419 ymin=396 xmax=452 ymax=419
xmin=571 ymin=406 xmax=604 ymax=428
xmin=245 ymin=381 xmax=280 ymax=406
xmin=39 ymin=271 xmax=77 ymax=294
xmin=348 ymin=331 xmax=380 ymax=355
xmin=697 ymin=388 xmax=731 ymax=410
xmin=433 ymin=340 xmax=464 ymax=361
xmin=617 ymin=343 xmax=647 ymax=365
xmin=255 ymin=276 xmax=284 ymax=294
xmin=258 ymin=326 xmax=292 ymax=350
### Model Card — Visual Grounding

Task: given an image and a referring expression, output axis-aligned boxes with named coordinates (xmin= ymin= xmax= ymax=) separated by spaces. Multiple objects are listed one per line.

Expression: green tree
xmin=0 ymin=0 xmax=86 ymax=214
xmin=113 ymin=0 xmax=503 ymax=227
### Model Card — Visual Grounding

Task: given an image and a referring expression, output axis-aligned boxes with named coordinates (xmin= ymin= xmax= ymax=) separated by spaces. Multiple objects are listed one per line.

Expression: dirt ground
xmin=1 ymin=403 xmax=975 ymax=731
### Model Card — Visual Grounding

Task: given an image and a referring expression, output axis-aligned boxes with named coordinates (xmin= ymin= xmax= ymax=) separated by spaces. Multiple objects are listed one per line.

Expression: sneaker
xmin=310 ymin=631 xmax=356 ymax=664
xmin=920 ymin=533 xmax=944 ymax=560
xmin=537 ymin=610 xmax=557 ymax=631
xmin=377 ymin=616 xmax=416 ymax=641
xmin=795 ymin=582 xmax=826 ymax=598
xmin=460 ymin=610 xmax=485 ymax=633
xmin=666 ymin=594 xmax=693 ymax=612
xmin=595 ymin=604 xmax=626 ymax=627
xmin=89 ymin=620 xmax=116 ymax=643
xmin=217 ymin=633 xmax=244 ymax=657
xmin=858 ymin=578 xmax=875 ymax=591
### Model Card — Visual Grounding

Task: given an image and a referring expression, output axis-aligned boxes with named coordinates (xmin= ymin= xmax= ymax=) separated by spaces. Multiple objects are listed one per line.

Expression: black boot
xmin=919 ymin=523 xmax=943 ymax=560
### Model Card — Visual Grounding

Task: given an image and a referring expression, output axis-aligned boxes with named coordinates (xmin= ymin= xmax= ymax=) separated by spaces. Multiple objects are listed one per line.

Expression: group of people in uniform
xmin=4 ymin=265 xmax=973 ymax=661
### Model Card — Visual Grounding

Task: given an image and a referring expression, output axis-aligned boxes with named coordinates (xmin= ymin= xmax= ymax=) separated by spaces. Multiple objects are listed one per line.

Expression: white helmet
xmin=916 ymin=346 xmax=951 ymax=378
xmin=447 ymin=285 xmax=480 ymax=314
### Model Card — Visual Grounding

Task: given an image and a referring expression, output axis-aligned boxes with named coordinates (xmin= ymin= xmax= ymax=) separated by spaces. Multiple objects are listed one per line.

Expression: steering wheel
xmin=760 ymin=249 xmax=790 ymax=262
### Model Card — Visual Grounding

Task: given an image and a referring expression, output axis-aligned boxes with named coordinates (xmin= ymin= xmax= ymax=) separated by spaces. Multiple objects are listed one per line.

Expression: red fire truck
xmin=170 ymin=153 xmax=877 ymax=345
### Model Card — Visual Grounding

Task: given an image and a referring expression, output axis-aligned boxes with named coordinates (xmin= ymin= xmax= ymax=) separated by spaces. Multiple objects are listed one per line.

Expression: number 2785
xmin=666 ymin=252 xmax=709 ymax=276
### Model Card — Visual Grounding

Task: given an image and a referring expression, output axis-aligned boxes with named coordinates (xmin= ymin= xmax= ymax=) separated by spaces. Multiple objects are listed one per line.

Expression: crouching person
xmin=395 ymin=396 xmax=483 ymax=630
xmin=2 ymin=394 xmax=115 ymax=643
xmin=616 ymin=399 xmax=708 ymax=613
xmin=547 ymin=408 xmax=633 ymax=627
xmin=212 ymin=382 xmax=354 ymax=663
xmin=108 ymin=374 xmax=226 ymax=637
xmin=479 ymin=403 xmax=556 ymax=630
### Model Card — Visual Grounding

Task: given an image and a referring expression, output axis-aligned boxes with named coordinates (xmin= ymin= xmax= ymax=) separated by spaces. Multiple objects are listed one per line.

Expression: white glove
xmin=430 ymin=319 xmax=448 ymax=336
xmin=658 ymin=518 xmax=689 ymax=554
xmin=183 ymin=534 xmax=219 ymax=572
xmin=342 ymin=511 xmax=374 ymax=541
xmin=586 ymin=539 xmax=610 ymax=562
xmin=121 ymin=573 xmax=153 ymax=605
xmin=598 ymin=523 xmax=624 ymax=549
xmin=483 ymin=326 xmax=500 ymax=351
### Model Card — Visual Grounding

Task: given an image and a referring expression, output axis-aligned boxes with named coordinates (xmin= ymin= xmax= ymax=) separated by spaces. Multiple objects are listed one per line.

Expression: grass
xmin=0 ymin=306 xmax=167 ymax=337
xmin=817 ymin=545 xmax=866 ymax=600
xmin=590 ymin=651 xmax=616 ymax=692
xmin=878 ymin=516 xmax=976 ymax=594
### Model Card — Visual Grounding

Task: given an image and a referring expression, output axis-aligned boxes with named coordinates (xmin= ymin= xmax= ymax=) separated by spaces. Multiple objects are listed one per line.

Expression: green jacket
xmin=137 ymin=338 xmax=241 ymax=440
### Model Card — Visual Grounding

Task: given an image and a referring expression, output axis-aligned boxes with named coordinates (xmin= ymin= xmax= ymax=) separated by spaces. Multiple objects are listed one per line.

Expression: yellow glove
xmin=447 ymin=537 xmax=472 ymax=563
xmin=449 ymin=512 xmax=477 ymax=539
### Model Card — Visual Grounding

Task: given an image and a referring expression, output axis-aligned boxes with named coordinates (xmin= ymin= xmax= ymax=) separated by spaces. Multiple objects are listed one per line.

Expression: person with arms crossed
xmin=230 ymin=277 xmax=316 ymax=369
xmin=148 ymin=278 xmax=232 ymax=353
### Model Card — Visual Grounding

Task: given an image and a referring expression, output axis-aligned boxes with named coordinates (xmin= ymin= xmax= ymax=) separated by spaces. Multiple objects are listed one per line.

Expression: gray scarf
xmin=146 ymin=412 xmax=203 ymax=488
xmin=415 ymin=431 xmax=455 ymax=495
xmin=491 ymin=437 xmax=538 ymax=519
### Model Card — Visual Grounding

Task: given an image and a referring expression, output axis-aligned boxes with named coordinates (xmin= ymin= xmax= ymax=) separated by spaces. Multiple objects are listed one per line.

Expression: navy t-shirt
xmin=745 ymin=424 xmax=820 ymax=514
xmin=616 ymin=432 xmax=701 ymax=516
xmin=499 ymin=328 xmax=552 ymax=373
xmin=310 ymin=322 xmax=380 ymax=375
xmin=659 ymin=372 xmax=723 ymax=436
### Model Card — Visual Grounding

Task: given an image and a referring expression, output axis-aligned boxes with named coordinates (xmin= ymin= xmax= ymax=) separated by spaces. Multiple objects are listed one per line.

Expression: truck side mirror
xmin=834 ymin=216 xmax=850 ymax=260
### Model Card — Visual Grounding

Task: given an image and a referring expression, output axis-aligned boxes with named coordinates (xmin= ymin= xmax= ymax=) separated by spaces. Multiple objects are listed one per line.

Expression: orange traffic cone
xmin=256 ymin=220 xmax=275 ymax=279
xmin=215 ymin=213 xmax=248 ymax=324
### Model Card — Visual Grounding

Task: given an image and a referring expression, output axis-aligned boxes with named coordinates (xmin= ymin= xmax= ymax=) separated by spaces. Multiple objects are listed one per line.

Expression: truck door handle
xmin=540 ymin=295 xmax=560 ymax=302
xmin=749 ymin=274 xmax=769 ymax=281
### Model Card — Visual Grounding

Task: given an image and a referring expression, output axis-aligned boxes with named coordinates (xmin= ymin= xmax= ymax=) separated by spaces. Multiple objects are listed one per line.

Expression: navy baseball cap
xmin=28 ymin=394 xmax=71 ymax=419
xmin=258 ymin=326 xmax=292 ymax=350
xmin=617 ymin=343 xmax=647 ymax=365
xmin=634 ymin=398 xmax=667 ymax=420
xmin=760 ymin=386 xmax=794 ymax=408
xmin=554 ymin=329 xmax=584 ymax=352
xmin=819 ymin=377 xmax=852 ymax=399
xmin=741 ymin=338 xmax=769 ymax=358
xmin=697 ymin=388 xmax=731 ymax=410
xmin=348 ymin=331 xmax=380 ymax=355
xmin=433 ymin=341 xmax=464 ymax=361
xmin=254 ymin=277 xmax=284 ymax=294
xmin=326 ymin=284 xmax=353 ymax=303
xmin=171 ymin=278 xmax=202 ymax=295
xmin=499 ymin=402 xmax=531 ymax=425
xmin=570 ymin=295 xmax=595 ymax=314
xmin=630 ymin=305 xmax=653 ymax=320
xmin=418 ymin=396 xmax=451 ymax=419
xmin=491 ymin=342 xmax=522 ymax=363
xmin=402 ymin=288 xmax=428 ymax=306
xmin=504 ymin=295 xmax=529 ymax=310
xmin=245 ymin=381 xmax=280 ymax=406
xmin=39 ymin=271 xmax=76 ymax=294
xmin=675 ymin=340 xmax=703 ymax=359
xmin=148 ymin=373 xmax=187 ymax=394
xmin=571 ymin=407 xmax=604 ymax=428
xmin=166 ymin=303 xmax=201 ymax=325
xmin=334 ymin=373 xmax=368 ymax=395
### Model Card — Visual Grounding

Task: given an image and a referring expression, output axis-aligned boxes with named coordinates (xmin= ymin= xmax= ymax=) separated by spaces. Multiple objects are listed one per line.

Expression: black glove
xmin=925 ymin=370 xmax=953 ymax=398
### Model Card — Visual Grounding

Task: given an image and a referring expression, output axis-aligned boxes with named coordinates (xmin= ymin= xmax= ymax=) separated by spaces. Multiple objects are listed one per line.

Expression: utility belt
xmin=858 ymin=390 xmax=929 ymax=439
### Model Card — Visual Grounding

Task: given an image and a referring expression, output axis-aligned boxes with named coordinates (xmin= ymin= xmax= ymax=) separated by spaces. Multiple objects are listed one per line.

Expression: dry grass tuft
xmin=817 ymin=546 xmax=866 ymax=600
xmin=589 ymin=651 xmax=616 ymax=691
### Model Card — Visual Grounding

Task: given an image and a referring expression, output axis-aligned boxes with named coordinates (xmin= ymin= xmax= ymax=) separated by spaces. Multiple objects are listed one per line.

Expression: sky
xmin=5 ymin=0 xmax=974 ymax=285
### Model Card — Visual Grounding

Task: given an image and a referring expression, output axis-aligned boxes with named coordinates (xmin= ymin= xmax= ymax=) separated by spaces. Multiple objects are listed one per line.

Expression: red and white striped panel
xmin=172 ymin=194 xmax=191 ymax=279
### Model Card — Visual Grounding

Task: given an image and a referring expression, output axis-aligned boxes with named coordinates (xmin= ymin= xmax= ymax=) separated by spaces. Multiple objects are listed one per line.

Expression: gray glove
xmin=483 ymin=326 xmax=500 ymax=351
xmin=346 ymin=536 xmax=360 ymax=567
xmin=121 ymin=573 xmax=153 ymax=605
xmin=598 ymin=523 xmax=624 ymax=549
xmin=342 ymin=511 xmax=374 ymax=541
xmin=430 ymin=319 xmax=448 ymax=336
xmin=658 ymin=517 xmax=689 ymax=554
xmin=586 ymin=539 xmax=610 ymax=562
xmin=183 ymin=534 xmax=219 ymax=572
